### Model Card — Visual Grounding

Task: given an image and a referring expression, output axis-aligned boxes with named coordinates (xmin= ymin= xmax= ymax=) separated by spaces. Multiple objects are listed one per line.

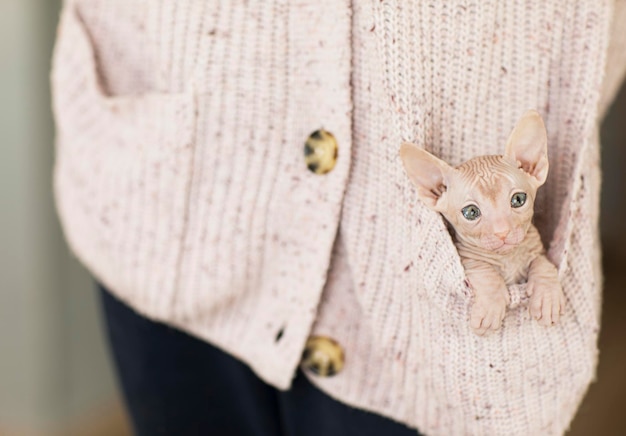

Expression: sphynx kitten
xmin=400 ymin=110 xmax=565 ymax=335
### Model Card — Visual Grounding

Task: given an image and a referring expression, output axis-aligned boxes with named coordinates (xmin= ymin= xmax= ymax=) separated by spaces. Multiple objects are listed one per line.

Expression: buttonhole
xmin=275 ymin=326 xmax=285 ymax=343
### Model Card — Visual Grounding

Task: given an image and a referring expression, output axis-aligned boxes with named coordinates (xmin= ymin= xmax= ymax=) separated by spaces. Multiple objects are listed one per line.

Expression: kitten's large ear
xmin=504 ymin=110 xmax=549 ymax=186
xmin=400 ymin=142 xmax=453 ymax=210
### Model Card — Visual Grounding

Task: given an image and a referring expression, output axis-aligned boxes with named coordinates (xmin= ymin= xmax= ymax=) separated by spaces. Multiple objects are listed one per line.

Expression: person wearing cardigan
xmin=51 ymin=0 xmax=626 ymax=434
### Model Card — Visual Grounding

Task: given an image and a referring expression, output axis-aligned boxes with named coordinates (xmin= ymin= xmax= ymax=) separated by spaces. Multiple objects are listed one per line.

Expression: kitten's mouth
xmin=480 ymin=238 xmax=519 ymax=252
xmin=493 ymin=242 xmax=518 ymax=253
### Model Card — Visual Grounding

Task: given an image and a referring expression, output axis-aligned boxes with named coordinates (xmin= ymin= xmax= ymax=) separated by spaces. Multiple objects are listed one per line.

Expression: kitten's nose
xmin=494 ymin=231 xmax=509 ymax=240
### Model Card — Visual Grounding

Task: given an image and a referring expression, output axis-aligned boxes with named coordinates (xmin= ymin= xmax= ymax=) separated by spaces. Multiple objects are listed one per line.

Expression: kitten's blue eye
xmin=461 ymin=204 xmax=481 ymax=221
xmin=511 ymin=192 xmax=527 ymax=208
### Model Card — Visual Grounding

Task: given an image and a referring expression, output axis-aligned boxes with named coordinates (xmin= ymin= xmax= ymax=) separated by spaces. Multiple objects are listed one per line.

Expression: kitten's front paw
xmin=470 ymin=291 xmax=509 ymax=335
xmin=528 ymin=277 xmax=565 ymax=326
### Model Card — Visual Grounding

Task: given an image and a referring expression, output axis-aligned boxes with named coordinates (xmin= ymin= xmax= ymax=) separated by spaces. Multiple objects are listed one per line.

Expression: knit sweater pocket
xmin=51 ymin=4 xmax=197 ymax=318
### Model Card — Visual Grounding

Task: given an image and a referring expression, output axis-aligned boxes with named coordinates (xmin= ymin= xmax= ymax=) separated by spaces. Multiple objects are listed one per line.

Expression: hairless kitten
xmin=400 ymin=110 xmax=565 ymax=335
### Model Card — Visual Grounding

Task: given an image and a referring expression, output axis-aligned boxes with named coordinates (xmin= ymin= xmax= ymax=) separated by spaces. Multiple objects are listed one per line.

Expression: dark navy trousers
xmin=98 ymin=283 xmax=420 ymax=436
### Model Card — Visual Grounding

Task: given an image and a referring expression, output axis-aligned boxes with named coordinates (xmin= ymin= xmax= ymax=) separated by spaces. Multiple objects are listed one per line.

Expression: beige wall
xmin=0 ymin=0 xmax=121 ymax=433
xmin=601 ymin=83 xmax=626 ymax=254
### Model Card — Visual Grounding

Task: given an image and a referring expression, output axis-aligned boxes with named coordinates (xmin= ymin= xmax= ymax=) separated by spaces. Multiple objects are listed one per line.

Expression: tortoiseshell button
xmin=301 ymin=336 xmax=344 ymax=377
xmin=304 ymin=129 xmax=338 ymax=174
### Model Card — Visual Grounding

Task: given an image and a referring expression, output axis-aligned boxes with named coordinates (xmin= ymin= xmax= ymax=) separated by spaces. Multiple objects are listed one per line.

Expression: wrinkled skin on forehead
xmin=443 ymin=155 xmax=537 ymax=254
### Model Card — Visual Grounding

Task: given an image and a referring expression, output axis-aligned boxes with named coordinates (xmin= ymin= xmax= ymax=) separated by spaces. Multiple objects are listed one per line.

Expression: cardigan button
xmin=304 ymin=129 xmax=338 ymax=174
xmin=301 ymin=336 xmax=344 ymax=377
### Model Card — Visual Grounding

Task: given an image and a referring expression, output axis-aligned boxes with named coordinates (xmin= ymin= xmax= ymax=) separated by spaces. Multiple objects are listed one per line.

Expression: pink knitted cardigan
xmin=52 ymin=1 xmax=626 ymax=434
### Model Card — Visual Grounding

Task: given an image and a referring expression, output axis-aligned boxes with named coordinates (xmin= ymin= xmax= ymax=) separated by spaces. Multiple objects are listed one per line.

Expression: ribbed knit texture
xmin=51 ymin=1 xmax=622 ymax=435
xmin=309 ymin=2 xmax=612 ymax=435
xmin=53 ymin=0 xmax=353 ymax=387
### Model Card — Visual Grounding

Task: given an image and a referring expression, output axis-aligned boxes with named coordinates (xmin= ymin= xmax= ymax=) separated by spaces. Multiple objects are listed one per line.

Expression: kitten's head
xmin=400 ymin=110 xmax=548 ymax=253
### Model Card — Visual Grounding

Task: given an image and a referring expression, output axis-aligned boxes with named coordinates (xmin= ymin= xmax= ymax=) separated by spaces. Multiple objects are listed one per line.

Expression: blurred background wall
xmin=0 ymin=0 xmax=126 ymax=434
xmin=0 ymin=1 xmax=623 ymax=435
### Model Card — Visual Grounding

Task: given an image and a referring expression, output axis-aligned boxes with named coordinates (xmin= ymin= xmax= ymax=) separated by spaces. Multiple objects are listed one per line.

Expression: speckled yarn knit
xmin=51 ymin=1 xmax=625 ymax=434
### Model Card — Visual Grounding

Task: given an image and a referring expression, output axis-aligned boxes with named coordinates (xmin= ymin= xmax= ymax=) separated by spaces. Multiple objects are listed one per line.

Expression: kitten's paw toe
xmin=529 ymin=293 xmax=543 ymax=321
xmin=470 ymin=307 xmax=488 ymax=335
xmin=470 ymin=310 xmax=487 ymax=335
xmin=529 ymin=284 xmax=565 ymax=326
xmin=470 ymin=298 xmax=506 ymax=335
xmin=550 ymin=298 xmax=562 ymax=324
